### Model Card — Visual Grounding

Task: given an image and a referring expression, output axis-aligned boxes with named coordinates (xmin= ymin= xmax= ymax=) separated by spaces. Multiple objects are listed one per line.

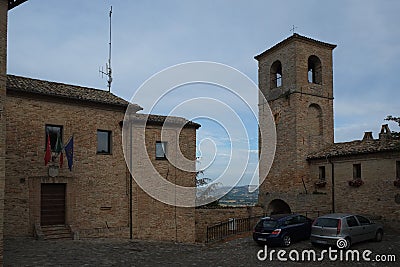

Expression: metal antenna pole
xmin=99 ymin=6 xmax=113 ymax=92
xmin=108 ymin=6 xmax=112 ymax=92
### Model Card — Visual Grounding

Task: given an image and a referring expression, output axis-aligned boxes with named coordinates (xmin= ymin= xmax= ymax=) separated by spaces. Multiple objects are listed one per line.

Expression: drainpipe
xmin=327 ymin=154 xmax=335 ymax=213
xmin=129 ymin=123 xmax=133 ymax=239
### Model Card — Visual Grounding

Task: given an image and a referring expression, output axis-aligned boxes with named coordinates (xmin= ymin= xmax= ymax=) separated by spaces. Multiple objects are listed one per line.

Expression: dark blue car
xmin=253 ymin=214 xmax=312 ymax=247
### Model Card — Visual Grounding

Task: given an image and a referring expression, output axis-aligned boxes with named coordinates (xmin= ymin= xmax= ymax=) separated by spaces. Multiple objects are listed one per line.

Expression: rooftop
xmin=6 ymin=74 xmax=142 ymax=110
xmin=307 ymin=139 xmax=400 ymax=160
xmin=254 ymin=33 xmax=337 ymax=60
xmin=128 ymin=113 xmax=201 ymax=129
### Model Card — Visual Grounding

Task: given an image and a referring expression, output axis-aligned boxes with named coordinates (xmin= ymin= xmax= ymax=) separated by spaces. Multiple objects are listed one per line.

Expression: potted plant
xmin=314 ymin=180 xmax=327 ymax=188
xmin=348 ymin=179 xmax=364 ymax=187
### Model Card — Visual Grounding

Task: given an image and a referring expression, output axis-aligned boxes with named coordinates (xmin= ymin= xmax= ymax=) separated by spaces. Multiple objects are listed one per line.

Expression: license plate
xmin=258 ymin=238 xmax=267 ymax=242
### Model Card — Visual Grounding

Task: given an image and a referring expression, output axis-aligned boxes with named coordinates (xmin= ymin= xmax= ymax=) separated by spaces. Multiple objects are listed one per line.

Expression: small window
xmin=396 ymin=161 xmax=400 ymax=179
xmin=353 ymin=164 xmax=361 ymax=179
xmin=308 ymin=55 xmax=322 ymax=84
xmin=319 ymin=166 xmax=326 ymax=181
xmin=97 ymin=130 xmax=112 ymax=154
xmin=156 ymin=141 xmax=167 ymax=160
xmin=270 ymin=60 xmax=282 ymax=89
xmin=45 ymin=125 xmax=63 ymax=152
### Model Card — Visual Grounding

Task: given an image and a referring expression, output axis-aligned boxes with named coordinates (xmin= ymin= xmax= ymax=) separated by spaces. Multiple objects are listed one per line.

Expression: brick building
xmin=4 ymin=74 xmax=199 ymax=242
xmin=257 ymin=34 xmax=400 ymax=224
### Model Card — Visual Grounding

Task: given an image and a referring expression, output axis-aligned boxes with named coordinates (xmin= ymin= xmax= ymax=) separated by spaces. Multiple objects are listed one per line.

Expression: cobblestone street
xmin=4 ymin=231 xmax=399 ymax=267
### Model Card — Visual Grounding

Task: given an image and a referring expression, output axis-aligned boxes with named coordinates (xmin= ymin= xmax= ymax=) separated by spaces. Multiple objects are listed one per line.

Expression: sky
xmin=6 ymin=0 xmax=400 ymax=186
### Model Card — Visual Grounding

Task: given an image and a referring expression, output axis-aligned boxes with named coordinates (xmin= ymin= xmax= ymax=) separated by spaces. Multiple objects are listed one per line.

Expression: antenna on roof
xmin=99 ymin=6 xmax=113 ymax=92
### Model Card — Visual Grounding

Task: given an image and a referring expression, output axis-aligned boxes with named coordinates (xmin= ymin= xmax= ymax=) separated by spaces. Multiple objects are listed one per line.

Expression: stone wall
xmin=195 ymin=206 xmax=264 ymax=243
xmin=0 ymin=1 xmax=7 ymax=265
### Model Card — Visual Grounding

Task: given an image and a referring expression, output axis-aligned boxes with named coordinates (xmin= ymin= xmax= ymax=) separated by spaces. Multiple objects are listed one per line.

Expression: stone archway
xmin=267 ymin=199 xmax=291 ymax=215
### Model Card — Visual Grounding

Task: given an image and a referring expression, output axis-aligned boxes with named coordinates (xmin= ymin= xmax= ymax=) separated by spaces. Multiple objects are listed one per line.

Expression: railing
xmin=206 ymin=215 xmax=262 ymax=243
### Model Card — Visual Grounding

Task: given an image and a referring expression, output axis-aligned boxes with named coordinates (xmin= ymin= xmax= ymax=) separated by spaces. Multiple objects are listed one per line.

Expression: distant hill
xmin=218 ymin=185 xmax=259 ymax=206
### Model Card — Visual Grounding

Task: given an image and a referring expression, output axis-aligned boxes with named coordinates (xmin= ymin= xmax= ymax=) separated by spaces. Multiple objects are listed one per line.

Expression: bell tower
xmin=256 ymin=34 xmax=336 ymax=213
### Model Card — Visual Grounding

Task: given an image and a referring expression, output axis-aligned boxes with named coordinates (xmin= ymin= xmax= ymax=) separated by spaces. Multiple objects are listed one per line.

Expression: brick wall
xmin=0 ymin=1 xmax=7 ymax=264
xmin=310 ymin=152 xmax=400 ymax=225
xmin=5 ymin=92 xmax=130 ymax=237
xmin=5 ymin=92 xmax=196 ymax=242
xmin=129 ymin=123 xmax=198 ymax=243
xmin=5 ymin=91 xmax=199 ymax=242
xmin=195 ymin=206 xmax=264 ymax=242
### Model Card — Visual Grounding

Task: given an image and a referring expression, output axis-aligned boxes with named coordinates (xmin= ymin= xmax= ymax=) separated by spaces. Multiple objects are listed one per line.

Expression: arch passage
xmin=267 ymin=199 xmax=291 ymax=215
xmin=308 ymin=55 xmax=322 ymax=84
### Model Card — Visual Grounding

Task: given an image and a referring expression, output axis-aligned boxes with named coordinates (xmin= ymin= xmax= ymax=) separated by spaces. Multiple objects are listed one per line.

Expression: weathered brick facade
xmin=0 ymin=0 xmax=8 ymax=264
xmin=3 ymin=75 xmax=199 ymax=243
xmin=257 ymin=34 xmax=400 ymax=226
xmin=257 ymin=34 xmax=335 ymax=215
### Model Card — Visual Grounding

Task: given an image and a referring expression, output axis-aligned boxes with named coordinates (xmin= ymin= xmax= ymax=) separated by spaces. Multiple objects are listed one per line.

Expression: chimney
xmin=379 ymin=124 xmax=392 ymax=141
xmin=362 ymin=131 xmax=374 ymax=141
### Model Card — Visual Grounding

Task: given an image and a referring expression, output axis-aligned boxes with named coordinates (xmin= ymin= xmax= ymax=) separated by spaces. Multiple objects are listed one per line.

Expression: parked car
xmin=253 ymin=214 xmax=312 ymax=247
xmin=310 ymin=213 xmax=383 ymax=248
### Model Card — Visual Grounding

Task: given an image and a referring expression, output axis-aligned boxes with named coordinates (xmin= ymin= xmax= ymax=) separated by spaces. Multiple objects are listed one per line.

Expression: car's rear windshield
xmin=314 ymin=218 xmax=339 ymax=227
xmin=257 ymin=219 xmax=278 ymax=228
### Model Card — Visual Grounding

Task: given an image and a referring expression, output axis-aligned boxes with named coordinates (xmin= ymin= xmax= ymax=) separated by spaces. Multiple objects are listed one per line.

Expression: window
xmin=356 ymin=215 xmax=371 ymax=226
xmin=397 ymin=161 xmax=400 ymax=179
xmin=97 ymin=130 xmax=112 ymax=154
xmin=45 ymin=125 xmax=63 ymax=152
xmin=270 ymin=60 xmax=282 ymax=89
xmin=346 ymin=216 xmax=359 ymax=227
xmin=156 ymin=141 xmax=167 ymax=160
xmin=308 ymin=55 xmax=322 ymax=84
xmin=353 ymin=164 xmax=361 ymax=179
xmin=319 ymin=166 xmax=326 ymax=181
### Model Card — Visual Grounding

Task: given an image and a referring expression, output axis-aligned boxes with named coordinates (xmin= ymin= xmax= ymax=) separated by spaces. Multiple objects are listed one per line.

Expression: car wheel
xmin=374 ymin=230 xmax=383 ymax=242
xmin=282 ymin=235 xmax=291 ymax=247
xmin=344 ymin=237 xmax=351 ymax=249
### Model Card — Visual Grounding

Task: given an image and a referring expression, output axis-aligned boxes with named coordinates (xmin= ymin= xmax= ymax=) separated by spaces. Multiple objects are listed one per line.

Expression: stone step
xmin=41 ymin=225 xmax=73 ymax=240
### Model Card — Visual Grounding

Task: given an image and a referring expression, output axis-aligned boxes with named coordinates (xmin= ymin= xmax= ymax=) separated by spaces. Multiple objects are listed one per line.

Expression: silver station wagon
xmin=310 ymin=213 xmax=383 ymax=248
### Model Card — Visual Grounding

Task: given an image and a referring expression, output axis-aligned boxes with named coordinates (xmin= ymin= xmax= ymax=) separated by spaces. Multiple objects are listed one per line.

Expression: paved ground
xmin=4 ymin=232 xmax=400 ymax=266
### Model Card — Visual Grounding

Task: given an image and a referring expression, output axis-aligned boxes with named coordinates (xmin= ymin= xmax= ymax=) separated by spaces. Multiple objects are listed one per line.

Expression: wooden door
xmin=41 ymin=183 xmax=66 ymax=225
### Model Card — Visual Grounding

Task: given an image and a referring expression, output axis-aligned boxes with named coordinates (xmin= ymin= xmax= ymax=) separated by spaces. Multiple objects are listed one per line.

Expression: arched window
xmin=307 ymin=104 xmax=323 ymax=136
xmin=270 ymin=60 xmax=282 ymax=89
xmin=308 ymin=55 xmax=322 ymax=84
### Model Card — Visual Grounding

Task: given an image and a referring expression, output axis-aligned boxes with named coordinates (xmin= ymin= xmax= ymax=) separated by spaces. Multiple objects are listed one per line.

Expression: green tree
xmin=385 ymin=115 xmax=400 ymax=139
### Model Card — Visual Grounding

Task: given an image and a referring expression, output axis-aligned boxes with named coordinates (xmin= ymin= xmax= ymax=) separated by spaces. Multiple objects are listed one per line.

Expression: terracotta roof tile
xmin=6 ymin=74 xmax=142 ymax=110
xmin=128 ymin=113 xmax=201 ymax=129
xmin=255 ymin=33 xmax=336 ymax=60
xmin=307 ymin=139 xmax=400 ymax=160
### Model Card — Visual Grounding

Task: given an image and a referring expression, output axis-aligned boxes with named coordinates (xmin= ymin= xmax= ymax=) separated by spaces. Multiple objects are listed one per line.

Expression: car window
xmin=314 ymin=218 xmax=339 ymax=227
xmin=356 ymin=215 xmax=370 ymax=225
xmin=346 ymin=216 xmax=359 ymax=227
xmin=257 ymin=219 xmax=278 ymax=228
xmin=297 ymin=215 xmax=307 ymax=223
xmin=284 ymin=217 xmax=296 ymax=225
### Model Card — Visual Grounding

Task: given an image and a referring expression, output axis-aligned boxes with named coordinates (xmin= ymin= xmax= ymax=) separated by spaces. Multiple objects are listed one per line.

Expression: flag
xmin=55 ymin=132 xmax=63 ymax=154
xmin=64 ymin=136 xmax=74 ymax=171
xmin=60 ymin=152 xmax=64 ymax=168
xmin=44 ymin=133 xmax=51 ymax=166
